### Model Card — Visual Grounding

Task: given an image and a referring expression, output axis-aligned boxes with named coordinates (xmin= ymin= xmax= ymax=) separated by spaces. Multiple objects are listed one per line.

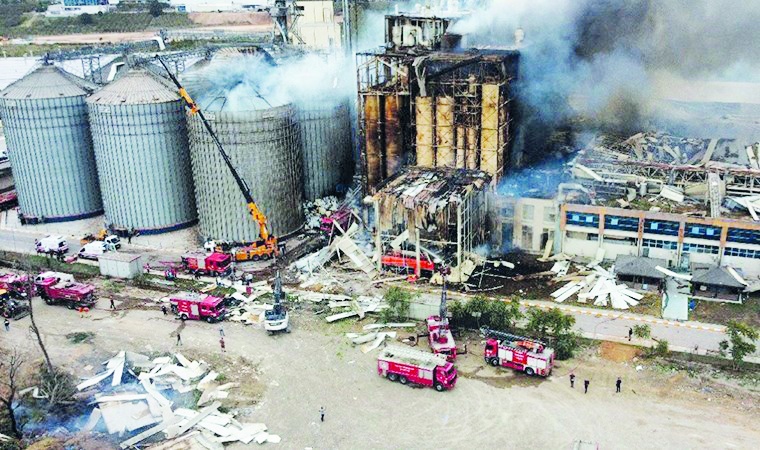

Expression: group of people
xmin=569 ymin=373 xmax=623 ymax=394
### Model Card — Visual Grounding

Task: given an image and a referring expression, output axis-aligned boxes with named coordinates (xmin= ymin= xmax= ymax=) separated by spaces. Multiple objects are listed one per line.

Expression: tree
xmin=633 ymin=324 xmax=651 ymax=339
xmin=0 ymin=349 xmax=25 ymax=439
xmin=719 ymin=321 xmax=759 ymax=370
xmin=381 ymin=287 xmax=413 ymax=323
xmin=149 ymin=0 xmax=163 ymax=17
xmin=79 ymin=13 xmax=93 ymax=25
xmin=525 ymin=308 xmax=579 ymax=360
xmin=26 ymin=284 xmax=54 ymax=374
xmin=448 ymin=296 xmax=522 ymax=331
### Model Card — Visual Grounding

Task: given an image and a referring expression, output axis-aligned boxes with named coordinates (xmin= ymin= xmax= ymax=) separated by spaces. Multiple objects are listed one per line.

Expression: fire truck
xmin=377 ymin=345 xmax=457 ymax=392
xmin=180 ymin=252 xmax=232 ymax=277
xmin=320 ymin=207 xmax=355 ymax=237
xmin=169 ymin=292 xmax=227 ymax=323
xmin=35 ymin=277 xmax=97 ymax=310
xmin=427 ymin=278 xmax=457 ymax=361
xmin=0 ymin=273 xmax=31 ymax=298
xmin=381 ymin=250 xmax=435 ymax=273
xmin=481 ymin=328 xmax=555 ymax=377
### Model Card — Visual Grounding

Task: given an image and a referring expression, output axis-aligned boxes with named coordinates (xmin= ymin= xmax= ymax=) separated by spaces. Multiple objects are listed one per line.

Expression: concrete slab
xmin=662 ymin=278 xmax=689 ymax=321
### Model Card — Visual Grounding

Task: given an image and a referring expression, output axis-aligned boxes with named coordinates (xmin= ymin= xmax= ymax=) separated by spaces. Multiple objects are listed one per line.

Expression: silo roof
xmin=88 ymin=70 xmax=179 ymax=105
xmin=0 ymin=64 xmax=95 ymax=100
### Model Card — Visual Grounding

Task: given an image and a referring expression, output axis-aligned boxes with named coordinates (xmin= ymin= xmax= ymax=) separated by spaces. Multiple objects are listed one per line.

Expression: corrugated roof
xmin=691 ymin=265 xmax=745 ymax=288
xmin=87 ymin=70 xmax=179 ymax=105
xmin=615 ymin=255 xmax=667 ymax=280
xmin=0 ymin=64 xmax=95 ymax=100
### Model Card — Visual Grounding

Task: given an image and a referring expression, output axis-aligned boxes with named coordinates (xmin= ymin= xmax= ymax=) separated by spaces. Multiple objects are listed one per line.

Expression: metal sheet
xmin=0 ymin=66 xmax=102 ymax=221
xmin=87 ymin=71 xmax=197 ymax=233
xmin=298 ymin=102 xmax=352 ymax=201
xmin=188 ymin=104 xmax=304 ymax=242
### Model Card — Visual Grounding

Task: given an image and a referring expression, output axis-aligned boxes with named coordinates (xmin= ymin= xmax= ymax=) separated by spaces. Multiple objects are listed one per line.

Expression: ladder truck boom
xmin=155 ymin=56 xmax=273 ymax=243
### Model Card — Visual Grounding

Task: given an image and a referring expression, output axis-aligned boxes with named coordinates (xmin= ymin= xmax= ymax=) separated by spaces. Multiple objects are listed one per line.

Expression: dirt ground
xmin=4 ymin=294 xmax=759 ymax=449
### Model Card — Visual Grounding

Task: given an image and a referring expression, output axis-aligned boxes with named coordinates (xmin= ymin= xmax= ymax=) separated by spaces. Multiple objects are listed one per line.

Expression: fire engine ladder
xmin=480 ymin=327 xmax=547 ymax=347
xmin=383 ymin=345 xmax=448 ymax=366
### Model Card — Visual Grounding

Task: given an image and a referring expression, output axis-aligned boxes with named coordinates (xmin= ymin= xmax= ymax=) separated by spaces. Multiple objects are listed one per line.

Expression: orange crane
xmin=156 ymin=56 xmax=281 ymax=261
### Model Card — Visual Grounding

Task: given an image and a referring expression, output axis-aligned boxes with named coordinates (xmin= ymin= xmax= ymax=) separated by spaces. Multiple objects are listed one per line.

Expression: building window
xmin=727 ymin=228 xmax=760 ymax=245
xmin=522 ymin=205 xmax=534 ymax=221
xmin=605 ymin=215 xmax=639 ymax=232
xmin=724 ymin=247 xmax=760 ymax=259
xmin=522 ymin=225 xmax=533 ymax=248
xmin=566 ymin=211 xmax=599 ymax=228
xmin=603 ymin=236 xmax=637 ymax=246
xmin=644 ymin=219 xmax=680 ymax=236
xmin=684 ymin=223 xmax=721 ymax=240
xmin=682 ymin=243 xmax=719 ymax=254
xmin=642 ymin=239 xmax=678 ymax=250
xmin=543 ymin=207 xmax=556 ymax=224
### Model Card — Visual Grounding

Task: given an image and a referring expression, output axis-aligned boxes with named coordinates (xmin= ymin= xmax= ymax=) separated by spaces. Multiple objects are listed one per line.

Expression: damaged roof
xmin=614 ymin=255 xmax=667 ymax=280
xmin=691 ymin=265 xmax=746 ymax=288
xmin=374 ymin=166 xmax=490 ymax=209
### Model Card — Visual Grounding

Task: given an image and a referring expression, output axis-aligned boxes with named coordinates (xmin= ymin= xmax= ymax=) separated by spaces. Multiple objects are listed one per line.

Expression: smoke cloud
xmin=184 ymin=52 xmax=353 ymax=112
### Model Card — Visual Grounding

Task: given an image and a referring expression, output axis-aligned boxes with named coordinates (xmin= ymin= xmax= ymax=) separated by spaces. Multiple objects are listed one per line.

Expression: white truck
xmin=35 ymin=235 xmax=69 ymax=254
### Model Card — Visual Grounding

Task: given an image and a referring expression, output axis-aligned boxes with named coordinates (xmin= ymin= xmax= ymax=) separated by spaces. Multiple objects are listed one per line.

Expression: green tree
xmin=719 ymin=321 xmax=759 ymax=370
xmin=633 ymin=324 xmax=651 ymax=339
xmin=646 ymin=339 xmax=669 ymax=357
xmin=448 ymin=296 xmax=522 ymax=331
xmin=381 ymin=287 xmax=413 ymax=322
xmin=149 ymin=0 xmax=163 ymax=17
xmin=525 ymin=307 xmax=579 ymax=360
xmin=78 ymin=13 xmax=93 ymax=25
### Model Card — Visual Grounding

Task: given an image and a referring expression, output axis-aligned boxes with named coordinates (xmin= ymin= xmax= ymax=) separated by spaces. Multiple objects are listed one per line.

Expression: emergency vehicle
xmin=482 ymin=328 xmax=555 ymax=377
xmin=169 ymin=292 xmax=227 ymax=323
xmin=377 ymin=345 xmax=457 ymax=392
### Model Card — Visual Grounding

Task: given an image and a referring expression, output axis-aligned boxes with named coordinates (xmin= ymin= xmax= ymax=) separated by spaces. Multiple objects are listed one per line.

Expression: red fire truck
xmin=377 ymin=345 xmax=457 ymax=392
xmin=0 ymin=273 xmax=31 ymax=298
xmin=482 ymin=328 xmax=555 ymax=377
xmin=35 ymin=277 xmax=97 ymax=310
xmin=180 ymin=252 xmax=232 ymax=277
xmin=381 ymin=250 xmax=435 ymax=273
xmin=169 ymin=292 xmax=227 ymax=323
xmin=426 ymin=279 xmax=457 ymax=361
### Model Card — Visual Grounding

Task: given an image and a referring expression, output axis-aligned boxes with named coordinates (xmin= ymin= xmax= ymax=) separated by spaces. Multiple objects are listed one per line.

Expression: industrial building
xmin=357 ymin=15 xmax=519 ymax=191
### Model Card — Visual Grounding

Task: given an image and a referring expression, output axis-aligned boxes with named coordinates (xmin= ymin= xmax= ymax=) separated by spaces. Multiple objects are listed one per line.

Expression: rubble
xmin=74 ymin=352 xmax=279 ymax=448
xmin=302 ymin=196 xmax=340 ymax=230
xmin=549 ymin=263 xmax=642 ymax=310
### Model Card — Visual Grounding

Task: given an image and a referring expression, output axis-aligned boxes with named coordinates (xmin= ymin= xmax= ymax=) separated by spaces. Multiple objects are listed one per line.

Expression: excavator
xmin=156 ymin=56 xmax=282 ymax=262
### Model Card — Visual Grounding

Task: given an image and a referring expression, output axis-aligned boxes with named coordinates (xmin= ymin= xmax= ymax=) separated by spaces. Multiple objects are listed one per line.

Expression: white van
xmin=34 ymin=271 xmax=75 ymax=285
xmin=103 ymin=235 xmax=121 ymax=250
xmin=35 ymin=235 xmax=69 ymax=254
xmin=79 ymin=241 xmax=107 ymax=260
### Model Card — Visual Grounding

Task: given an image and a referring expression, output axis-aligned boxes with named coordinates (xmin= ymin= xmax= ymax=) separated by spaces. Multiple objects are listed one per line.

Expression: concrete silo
xmin=297 ymin=101 xmax=353 ymax=201
xmin=87 ymin=70 xmax=197 ymax=234
xmin=187 ymin=101 xmax=304 ymax=243
xmin=0 ymin=64 xmax=102 ymax=222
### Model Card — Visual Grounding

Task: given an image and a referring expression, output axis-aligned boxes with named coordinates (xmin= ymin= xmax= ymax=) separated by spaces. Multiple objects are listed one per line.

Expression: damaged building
xmin=357 ymin=14 xmax=520 ymax=191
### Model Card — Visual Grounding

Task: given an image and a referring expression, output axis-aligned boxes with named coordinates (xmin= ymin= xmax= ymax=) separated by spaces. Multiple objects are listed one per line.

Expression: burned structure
xmin=357 ymin=15 xmax=519 ymax=191
xmin=372 ymin=167 xmax=490 ymax=278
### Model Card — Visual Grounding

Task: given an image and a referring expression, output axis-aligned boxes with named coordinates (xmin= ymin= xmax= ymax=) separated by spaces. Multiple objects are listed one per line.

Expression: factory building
xmin=357 ymin=15 xmax=519 ymax=191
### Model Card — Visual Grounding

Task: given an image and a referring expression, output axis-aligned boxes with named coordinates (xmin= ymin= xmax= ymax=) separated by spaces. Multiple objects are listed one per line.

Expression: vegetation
xmin=65 ymin=331 xmax=95 ymax=344
xmin=719 ymin=321 xmax=759 ymax=370
xmin=524 ymin=307 xmax=580 ymax=360
xmin=449 ymin=296 xmax=522 ymax=331
xmin=633 ymin=324 xmax=651 ymax=339
xmin=0 ymin=350 xmax=24 ymax=439
xmin=148 ymin=0 xmax=164 ymax=18
xmin=78 ymin=12 xmax=93 ymax=25
xmin=646 ymin=339 xmax=670 ymax=358
xmin=380 ymin=287 xmax=413 ymax=322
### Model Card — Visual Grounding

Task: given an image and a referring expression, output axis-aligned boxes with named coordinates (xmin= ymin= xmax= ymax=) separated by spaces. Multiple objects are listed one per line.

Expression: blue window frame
xmin=684 ymin=223 xmax=721 ymax=240
xmin=727 ymin=228 xmax=760 ymax=245
xmin=644 ymin=219 xmax=680 ymax=236
xmin=566 ymin=212 xmax=599 ymax=228
xmin=605 ymin=215 xmax=639 ymax=232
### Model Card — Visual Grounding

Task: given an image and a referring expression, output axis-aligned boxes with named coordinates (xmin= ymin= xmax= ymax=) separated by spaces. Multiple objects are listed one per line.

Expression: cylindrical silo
xmin=187 ymin=104 xmax=304 ymax=243
xmin=298 ymin=101 xmax=352 ymax=201
xmin=87 ymin=70 xmax=197 ymax=234
xmin=0 ymin=64 xmax=102 ymax=222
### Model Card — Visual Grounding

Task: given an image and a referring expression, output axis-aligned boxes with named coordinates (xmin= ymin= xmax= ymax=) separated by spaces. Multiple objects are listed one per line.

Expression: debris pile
xmin=76 ymin=351 xmax=279 ymax=448
xmin=551 ymin=265 xmax=643 ymax=310
xmin=303 ymin=196 xmax=340 ymax=230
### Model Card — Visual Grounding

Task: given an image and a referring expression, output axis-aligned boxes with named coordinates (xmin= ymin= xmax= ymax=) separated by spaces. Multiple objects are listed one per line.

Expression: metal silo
xmin=87 ymin=70 xmax=197 ymax=234
xmin=297 ymin=101 xmax=353 ymax=201
xmin=187 ymin=103 xmax=304 ymax=243
xmin=0 ymin=64 xmax=102 ymax=222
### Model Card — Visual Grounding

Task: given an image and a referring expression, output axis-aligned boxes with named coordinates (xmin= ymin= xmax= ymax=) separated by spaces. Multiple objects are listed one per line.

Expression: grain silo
xmin=297 ymin=101 xmax=353 ymax=201
xmin=87 ymin=70 xmax=197 ymax=233
xmin=0 ymin=64 xmax=102 ymax=222
xmin=187 ymin=100 xmax=304 ymax=243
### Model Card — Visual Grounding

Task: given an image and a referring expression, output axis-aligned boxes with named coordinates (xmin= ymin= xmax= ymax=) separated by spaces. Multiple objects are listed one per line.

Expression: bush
xmin=719 ymin=321 xmax=759 ymax=370
xmin=449 ymin=296 xmax=522 ymax=331
xmin=380 ymin=287 xmax=413 ymax=322
xmin=646 ymin=339 xmax=670 ymax=358
xmin=633 ymin=324 xmax=651 ymax=339
xmin=149 ymin=0 xmax=163 ymax=17
xmin=78 ymin=13 xmax=93 ymax=25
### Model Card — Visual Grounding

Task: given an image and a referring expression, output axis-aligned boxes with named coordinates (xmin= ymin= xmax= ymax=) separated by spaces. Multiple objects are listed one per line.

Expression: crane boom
xmin=155 ymin=56 xmax=271 ymax=241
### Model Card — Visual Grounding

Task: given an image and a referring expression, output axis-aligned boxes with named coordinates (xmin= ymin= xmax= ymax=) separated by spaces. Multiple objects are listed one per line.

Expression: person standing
xmin=176 ymin=332 xmax=182 ymax=346
xmin=219 ymin=326 xmax=225 ymax=337
xmin=161 ymin=304 xmax=168 ymax=315
xmin=584 ymin=379 xmax=590 ymax=394
xmin=219 ymin=336 xmax=226 ymax=352
xmin=110 ymin=298 xmax=116 ymax=310
xmin=628 ymin=327 xmax=633 ymax=341
xmin=4 ymin=318 xmax=9 ymax=331
xmin=319 ymin=406 xmax=326 ymax=422
xmin=616 ymin=377 xmax=622 ymax=393
xmin=569 ymin=373 xmax=575 ymax=388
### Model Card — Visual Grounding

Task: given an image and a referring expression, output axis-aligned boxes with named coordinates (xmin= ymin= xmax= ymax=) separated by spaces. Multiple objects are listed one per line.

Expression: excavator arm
xmin=156 ymin=56 xmax=272 ymax=242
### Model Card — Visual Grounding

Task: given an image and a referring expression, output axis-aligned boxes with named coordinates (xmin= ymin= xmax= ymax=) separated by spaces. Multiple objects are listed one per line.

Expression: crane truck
xmin=156 ymin=56 xmax=282 ymax=263
xmin=481 ymin=327 xmax=555 ymax=377
xmin=427 ymin=275 xmax=457 ymax=361
xmin=264 ymin=271 xmax=290 ymax=334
